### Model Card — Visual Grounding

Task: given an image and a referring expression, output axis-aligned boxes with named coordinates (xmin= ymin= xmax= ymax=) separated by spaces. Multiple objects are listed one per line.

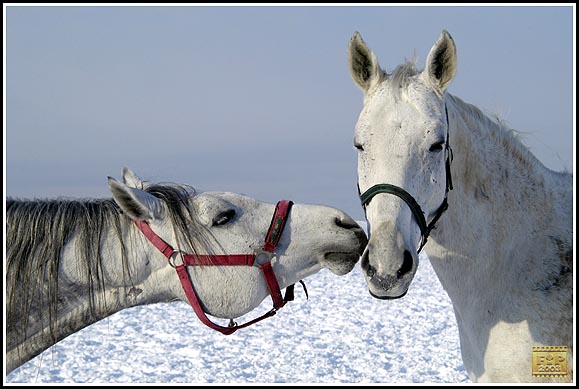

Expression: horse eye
xmin=354 ymin=143 xmax=365 ymax=151
xmin=212 ymin=209 xmax=236 ymax=226
xmin=429 ymin=141 xmax=445 ymax=153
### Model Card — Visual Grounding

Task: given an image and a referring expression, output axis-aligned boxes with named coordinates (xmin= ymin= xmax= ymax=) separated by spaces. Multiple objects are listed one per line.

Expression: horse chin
xmin=322 ymin=252 xmax=360 ymax=275
xmin=369 ymin=288 xmax=408 ymax=300
xmin=365 ymin=276 xmax=411 ymax=300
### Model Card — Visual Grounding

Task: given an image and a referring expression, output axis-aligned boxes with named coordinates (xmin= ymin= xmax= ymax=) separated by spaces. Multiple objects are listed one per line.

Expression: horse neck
xmin=6 ymin=199 xmax=176 ymax=373
xmin=428 ymin=94 xmax=563 ymax=308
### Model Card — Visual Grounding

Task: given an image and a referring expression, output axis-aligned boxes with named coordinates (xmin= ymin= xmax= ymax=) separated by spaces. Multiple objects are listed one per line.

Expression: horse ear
xmin=108 ymin=177 xmax=165 ymax=221
xmin=422 ymin=30 xmax=457 ymax=92
xmin=121 ymin=167 xmax=145 ymax=189
xmin=348 ymin=31 xmax=384 ymax=92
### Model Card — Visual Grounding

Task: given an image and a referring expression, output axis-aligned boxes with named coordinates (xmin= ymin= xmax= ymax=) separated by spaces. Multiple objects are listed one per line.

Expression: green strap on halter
xmin=360 ymin=183 xmax=429 ymax=244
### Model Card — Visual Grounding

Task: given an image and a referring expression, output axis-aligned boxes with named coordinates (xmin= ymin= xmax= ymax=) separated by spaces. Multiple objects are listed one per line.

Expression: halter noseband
xmin=359 ymin=105 xmax=453 ymax=253
xmin=135 ymin=199 xmax=305 ymax=335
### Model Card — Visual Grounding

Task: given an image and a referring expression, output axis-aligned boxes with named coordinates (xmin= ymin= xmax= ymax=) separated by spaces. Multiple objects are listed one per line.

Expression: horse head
xmin=108 ymin=167 xmax=368 ymax=319
xmin=348 ymin=31 xmax=457 ymax=299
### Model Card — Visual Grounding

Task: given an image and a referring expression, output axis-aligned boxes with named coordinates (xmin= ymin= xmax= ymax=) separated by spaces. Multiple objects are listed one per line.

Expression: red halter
xmin=134 ymin=200 xmax=298 ymax=335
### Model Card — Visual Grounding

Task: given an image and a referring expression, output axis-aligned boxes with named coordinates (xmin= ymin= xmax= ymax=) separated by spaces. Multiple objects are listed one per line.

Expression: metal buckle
xmin=168 ymin=250 xmax=185 ymax=268
xmin=254 ymin=249 xmax=274 ymax=267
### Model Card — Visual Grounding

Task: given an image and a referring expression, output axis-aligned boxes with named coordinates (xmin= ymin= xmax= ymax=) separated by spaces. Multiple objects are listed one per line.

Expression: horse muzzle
xmin=360 ymin=240 xmax=417 ymax=299
xmin=320 ymin=216 xmax=368 ymax=275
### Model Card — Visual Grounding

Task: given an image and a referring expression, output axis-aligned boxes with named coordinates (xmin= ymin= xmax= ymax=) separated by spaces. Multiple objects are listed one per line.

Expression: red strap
xmin=175 ymin=264 xmax=237 ymax=335
xmin=176 ymin=264 xmax=282 ymax=335
xmin=258 ymin=200 xmax=292 ymax=310
xmin=134 ymin=199 xmax=294 ymax=335
xmin=260 ymin=261 xmax=285 ymax=309
xmin=182 ymin=254 xmax=255 ymax=266
xmin=263 ymin=200 xmax=293 ymax=252
xmin=134 ymin=220 xmax=175 ymax=258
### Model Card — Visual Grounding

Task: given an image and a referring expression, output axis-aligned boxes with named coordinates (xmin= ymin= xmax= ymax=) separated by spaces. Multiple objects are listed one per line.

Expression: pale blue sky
xmin=4 ymin=5 xmax=574 ymax=220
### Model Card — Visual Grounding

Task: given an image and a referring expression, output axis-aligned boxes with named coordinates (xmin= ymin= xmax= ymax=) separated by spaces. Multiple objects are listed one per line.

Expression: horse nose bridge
xmin=291 ymin=205 xmax=366 ymax=241
xmin=366 ymin=197 xmax=422 ymax=250
xmin=306 ymin=205 xmax=362 ymax=231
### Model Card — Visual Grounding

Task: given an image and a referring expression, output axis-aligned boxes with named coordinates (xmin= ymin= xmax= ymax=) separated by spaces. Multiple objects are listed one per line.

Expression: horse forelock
xmin=362 ymin=60 xmax=418 ymax=102
xmin=388 ymin=60 xmax=419 ymax=99
xmin=143 ymin=183 xmax=216 ymax=258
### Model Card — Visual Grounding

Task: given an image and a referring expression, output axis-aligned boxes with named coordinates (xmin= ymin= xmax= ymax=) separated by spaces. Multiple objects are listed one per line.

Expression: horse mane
xmin=6 ymin=182 xmax=212 ymax=351
xmin=446 ymin=93 xmax=547 ymax=173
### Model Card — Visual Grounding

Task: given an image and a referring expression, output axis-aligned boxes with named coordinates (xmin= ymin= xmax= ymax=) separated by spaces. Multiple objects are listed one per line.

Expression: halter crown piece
xmin=135 ymin=199 xmax=306 ymax=335
xmin=359 ymin=105 xmax=453 ymax=253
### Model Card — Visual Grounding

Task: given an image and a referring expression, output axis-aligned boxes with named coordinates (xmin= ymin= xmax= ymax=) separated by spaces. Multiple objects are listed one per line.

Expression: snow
xmin=6 ymin=223 xmax=470 ymax=384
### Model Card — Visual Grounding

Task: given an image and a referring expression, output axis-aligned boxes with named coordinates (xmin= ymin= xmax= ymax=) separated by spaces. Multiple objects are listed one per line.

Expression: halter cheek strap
xmin=135 ymin=200 xmax=301 ymax=335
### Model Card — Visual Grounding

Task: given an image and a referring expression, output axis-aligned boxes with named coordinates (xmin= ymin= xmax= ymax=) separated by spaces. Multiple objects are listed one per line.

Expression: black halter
xmin=358 ymin=105 xmax=453 ymax=253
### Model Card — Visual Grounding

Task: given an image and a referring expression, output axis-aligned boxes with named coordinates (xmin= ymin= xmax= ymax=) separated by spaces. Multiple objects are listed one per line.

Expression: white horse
xmin=348 ymin=31 xmax=573 ymax=382
xmin=6 ymin=167 xmax=367 ymax=374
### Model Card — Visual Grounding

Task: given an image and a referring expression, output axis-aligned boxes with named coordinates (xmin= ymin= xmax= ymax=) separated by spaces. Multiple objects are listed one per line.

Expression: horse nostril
xmin=366 ymin=264 xmax=376 ymax=278
xmin=335 ymin=216 xmax=360 ymax=230
xmin=360 ymin=249 xmax=370 ymax=271
xmin=397 ymin=250 xmax=414 ymax=279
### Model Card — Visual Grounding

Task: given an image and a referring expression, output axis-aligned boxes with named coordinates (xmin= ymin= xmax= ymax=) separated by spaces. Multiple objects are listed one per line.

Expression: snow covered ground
xmin=6 ymin=222 xmax=470 ymax=384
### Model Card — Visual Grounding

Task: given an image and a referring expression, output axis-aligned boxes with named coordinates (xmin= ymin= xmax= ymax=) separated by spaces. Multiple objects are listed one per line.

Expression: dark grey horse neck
xmin=6 ymin=184 xmax=206 ymax=373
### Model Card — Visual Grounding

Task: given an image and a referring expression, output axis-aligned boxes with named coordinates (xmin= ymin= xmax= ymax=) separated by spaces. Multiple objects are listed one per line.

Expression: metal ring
xmin=168 ymin=250 xmax=185 ymax=268
xmin=254 ymin=250 xmax=274 ymax=267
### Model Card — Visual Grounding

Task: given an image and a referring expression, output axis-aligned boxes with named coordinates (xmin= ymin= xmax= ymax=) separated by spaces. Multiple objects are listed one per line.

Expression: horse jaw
xmin=173 ymin=195 xmax=367 ymax=320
